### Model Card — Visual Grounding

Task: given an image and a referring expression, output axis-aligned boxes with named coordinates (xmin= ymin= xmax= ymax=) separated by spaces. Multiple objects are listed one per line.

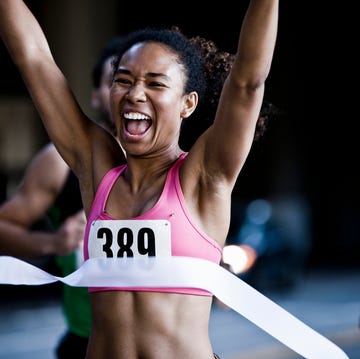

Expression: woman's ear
xmin=181 ymin=92 xmax=198 ymax=119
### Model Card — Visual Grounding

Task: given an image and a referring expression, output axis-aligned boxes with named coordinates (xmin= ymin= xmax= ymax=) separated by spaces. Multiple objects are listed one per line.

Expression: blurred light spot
xmin=222 ymin=244 xmax=257 ymax=275
xmin=247 ymin=199 xmax=272 ymax=225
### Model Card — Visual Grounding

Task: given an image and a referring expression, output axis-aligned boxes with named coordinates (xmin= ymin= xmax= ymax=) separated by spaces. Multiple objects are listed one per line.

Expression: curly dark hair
xmin=182 ymin=33 xmax=278 ymax=149
xmin=112 ymin=27 xmax=277 ymax=151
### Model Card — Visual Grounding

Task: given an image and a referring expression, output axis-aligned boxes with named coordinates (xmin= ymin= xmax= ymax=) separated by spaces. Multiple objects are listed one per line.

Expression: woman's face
xmin=110 ymin=42 xmax=188 ymax=157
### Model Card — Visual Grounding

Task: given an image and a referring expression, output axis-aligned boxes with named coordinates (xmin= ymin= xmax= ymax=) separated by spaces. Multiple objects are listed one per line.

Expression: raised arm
xmin=2 ymin=2 xmax=118 ymax=177
xmin=203 ymin=0 xmax=279 ymax=185
xmin=0 ymin=0 xmax=123 ymax=212
xmin=0 ymin=1 xmax=86 ymax=170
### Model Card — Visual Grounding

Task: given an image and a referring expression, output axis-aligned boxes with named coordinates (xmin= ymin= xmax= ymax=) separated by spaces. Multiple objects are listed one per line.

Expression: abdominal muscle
xmin=86 ymin=290 xmax=215 ymax=359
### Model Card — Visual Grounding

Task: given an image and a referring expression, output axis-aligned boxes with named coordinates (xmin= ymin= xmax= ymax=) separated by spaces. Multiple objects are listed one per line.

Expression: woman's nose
xmin=126 ymin=83 xmax=146 ymax=102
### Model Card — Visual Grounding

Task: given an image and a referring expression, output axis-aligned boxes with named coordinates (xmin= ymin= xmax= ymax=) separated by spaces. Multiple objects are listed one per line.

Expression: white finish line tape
xmin=0 ymin=255 xmax=349 ymax=359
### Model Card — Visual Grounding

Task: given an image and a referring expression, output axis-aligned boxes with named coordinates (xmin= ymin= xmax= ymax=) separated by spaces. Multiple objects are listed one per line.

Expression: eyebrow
xmin=115 ymin=68 xmax=170 ymax=81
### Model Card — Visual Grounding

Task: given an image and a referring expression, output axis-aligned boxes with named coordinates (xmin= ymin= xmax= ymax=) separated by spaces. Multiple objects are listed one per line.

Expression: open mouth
xmin=124 ymin=112 xmax=152 ymax=136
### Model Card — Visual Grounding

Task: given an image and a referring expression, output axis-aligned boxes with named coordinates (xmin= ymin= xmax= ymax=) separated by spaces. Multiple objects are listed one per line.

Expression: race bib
xmin=88 ymin=220 xmax=171 ymax=258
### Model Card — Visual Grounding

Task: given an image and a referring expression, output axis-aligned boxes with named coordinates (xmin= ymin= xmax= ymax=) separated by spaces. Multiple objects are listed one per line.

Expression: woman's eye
xmin=114 ymin=78 xmax=131 ymax=85
xmin=149 ymin=81 xmax=165 ymax=87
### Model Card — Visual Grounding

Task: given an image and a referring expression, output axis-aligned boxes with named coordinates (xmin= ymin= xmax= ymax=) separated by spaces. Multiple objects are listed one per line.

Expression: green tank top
xmin=48 ymin=170 xmax=91 ymax=337
xmin=55 ymin=253 xmax=91 ymax=337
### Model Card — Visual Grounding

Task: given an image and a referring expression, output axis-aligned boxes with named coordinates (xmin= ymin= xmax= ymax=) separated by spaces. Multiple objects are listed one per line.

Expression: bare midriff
xmin=86 ymin=290 xmax=215 ymax=359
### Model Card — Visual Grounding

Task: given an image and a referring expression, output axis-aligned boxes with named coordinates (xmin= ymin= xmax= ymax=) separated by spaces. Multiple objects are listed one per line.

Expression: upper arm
xmin=206 ymin=78 xmax=264 ymax=182
xmin=21 ymin=49 xmax=95 ymax=174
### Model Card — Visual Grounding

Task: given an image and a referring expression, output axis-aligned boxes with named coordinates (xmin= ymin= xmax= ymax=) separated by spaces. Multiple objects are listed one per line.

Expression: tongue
xmin=127 ymin=120 xmax=150 ymax=135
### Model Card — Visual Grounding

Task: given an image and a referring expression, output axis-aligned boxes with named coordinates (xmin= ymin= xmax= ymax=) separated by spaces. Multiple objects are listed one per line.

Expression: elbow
xmin=229 ymin=76 xmax=266 ymax=98
xmin=239 ymin=70 xmax=270 ymax=91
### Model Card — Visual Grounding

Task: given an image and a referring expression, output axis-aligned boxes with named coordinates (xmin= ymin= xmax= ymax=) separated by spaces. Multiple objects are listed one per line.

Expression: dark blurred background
xmin=0 ymin=0 xmax=358 ymax=288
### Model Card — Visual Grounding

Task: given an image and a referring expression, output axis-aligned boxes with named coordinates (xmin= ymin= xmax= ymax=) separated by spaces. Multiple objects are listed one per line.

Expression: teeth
xmin=124 ymin=112 xmax=150 ymax=120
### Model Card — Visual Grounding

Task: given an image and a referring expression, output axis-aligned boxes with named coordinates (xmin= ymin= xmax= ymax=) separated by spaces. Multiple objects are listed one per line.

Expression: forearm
xmin=0 ymin=0 xmax=53 ymax=66
xmin=235 ymin=0 xmax=279 ymax=85
xmin=0 ymin=221 xmax=58 ymax=259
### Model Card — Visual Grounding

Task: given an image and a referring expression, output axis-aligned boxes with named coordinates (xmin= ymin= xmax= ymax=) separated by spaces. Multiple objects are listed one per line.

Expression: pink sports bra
xmin=84 ymin=153 xmax=222 ymax=296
